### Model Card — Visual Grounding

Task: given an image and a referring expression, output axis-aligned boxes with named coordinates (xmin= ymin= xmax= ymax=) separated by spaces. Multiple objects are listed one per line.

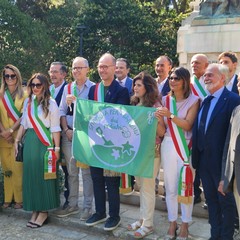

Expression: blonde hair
xmin=1 ymin=64 xmax=24 ymax=99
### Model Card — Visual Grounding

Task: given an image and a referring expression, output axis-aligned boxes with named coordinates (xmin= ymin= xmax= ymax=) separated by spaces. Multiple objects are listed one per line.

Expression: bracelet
xmin=15 ymin=139 xmax=20 ymax=143
xmin=64 ymin=128 xmax=69 ymax=134
xmin=54 ymin=147 xmax=60 ymax=152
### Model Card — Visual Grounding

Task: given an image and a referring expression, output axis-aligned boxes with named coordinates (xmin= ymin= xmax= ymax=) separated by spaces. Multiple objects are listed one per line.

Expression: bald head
xmin=155 ymin=55 xmax=172 ymax=82
xmin=98 ymin=53 xmax=116 ymax=85
xmin=191 ymin=54 xmax=209 ymax=79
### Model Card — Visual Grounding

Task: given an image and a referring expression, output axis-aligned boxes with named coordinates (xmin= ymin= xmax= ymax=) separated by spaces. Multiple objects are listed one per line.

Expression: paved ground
xmin=0 ymin=197 xmax=210 ymax=240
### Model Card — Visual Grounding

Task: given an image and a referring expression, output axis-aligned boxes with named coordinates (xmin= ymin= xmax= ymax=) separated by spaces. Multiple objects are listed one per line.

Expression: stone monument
xmin=177 ymin=0 xmax=240 ymax=73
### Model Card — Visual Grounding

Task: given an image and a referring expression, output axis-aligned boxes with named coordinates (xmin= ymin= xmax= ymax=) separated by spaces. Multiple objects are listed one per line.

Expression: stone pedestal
xmin=177 ymin=1 xmax=240 ymax=74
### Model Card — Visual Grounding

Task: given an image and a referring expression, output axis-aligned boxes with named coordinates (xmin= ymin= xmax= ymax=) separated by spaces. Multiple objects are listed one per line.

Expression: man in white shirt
xmin=190 ymin=54 xmax=209 ymax=206
xmin=155 ymin=55 xmax=172 ymax=96
xmin=56 ymin=57 xmax=95 ymax=220
xmin=218 ymin=51 xmax=239 ymax=94
xmin=49 ymin=62 xmax=69 ymax=208
xmin=115 ymin=58 xmax=133 ymax=95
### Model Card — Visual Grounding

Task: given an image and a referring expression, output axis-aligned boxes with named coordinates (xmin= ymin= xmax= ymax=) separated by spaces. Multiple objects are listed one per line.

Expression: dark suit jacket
xmin=161 ymin=79 xmax=170 ymax=96
xmin=55 ymin=81 xmax=67 ymax=106
xmin=192 ymin=87 xmax=240 ymax=172
xmin=88 ymin=79 xmax=130 ymax=105
xmin=125 ymin=77 xmax=133 ymax=96
xmin=231 ymin=74 xmax=238 ymax=94
xmin=221 ymin=105 xmax=240 ymax=194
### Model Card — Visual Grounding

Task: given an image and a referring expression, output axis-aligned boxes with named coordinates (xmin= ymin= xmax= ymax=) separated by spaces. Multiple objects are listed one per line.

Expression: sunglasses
xmin=4 ymin=74 xmax=16 ymax=79
xmin=31 ymin=83 xmax=43 ymax=89
xmin=169 ymin=76 xmax=181 ymax=81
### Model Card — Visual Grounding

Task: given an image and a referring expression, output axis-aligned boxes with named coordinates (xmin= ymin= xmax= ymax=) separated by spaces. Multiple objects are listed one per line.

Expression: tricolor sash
xmin=94 ymin=82 xmax=132 ymax=193
xmin=50 ymin=85 xmax=55 ymax=98
xmin=166 ymin=95 xmax=193 ymax=204
xmin=94 ymin=82 xmax=104 ymax=102
xmin=2 ymin=90 xmax=21 ymax=123
xmin=67 ymin=82 xmax=78 ymax=97
xmin=28 ymin=96 xmax=57 ymax=180
xmin=190 ymin=76 xmax=207 ymax=100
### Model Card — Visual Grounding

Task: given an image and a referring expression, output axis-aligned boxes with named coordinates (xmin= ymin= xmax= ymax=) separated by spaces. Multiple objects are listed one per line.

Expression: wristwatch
xmin=9 ymin=128 xmax=14 ymax=133
xmin=170 ymin=114 xmax=175 ymax=120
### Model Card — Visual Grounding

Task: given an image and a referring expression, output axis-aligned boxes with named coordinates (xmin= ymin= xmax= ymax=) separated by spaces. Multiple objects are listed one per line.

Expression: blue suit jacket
xmin=125 ymin=77 xmax=133 ymax=96
xmin=192 ymin=87 xmax=240 ymax=172
xmin=88 ymin=79 xmax=130 ymax=105
xmin=161 ymin=79 xmax=170 ymax=96
xmin=55 ymin=81 xmax=67 ymax=106
xmin=231 ymin=74 xmax=238 ymax=94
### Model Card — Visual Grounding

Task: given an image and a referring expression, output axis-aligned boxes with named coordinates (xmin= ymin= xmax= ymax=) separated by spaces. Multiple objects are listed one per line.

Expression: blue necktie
xmin=197 ymin=95 xmax=214 ymax=151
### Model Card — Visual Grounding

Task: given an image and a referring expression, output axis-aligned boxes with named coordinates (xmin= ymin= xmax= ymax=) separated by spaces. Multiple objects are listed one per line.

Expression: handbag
xmin=16 ymin=140 xmax=24 ymax=162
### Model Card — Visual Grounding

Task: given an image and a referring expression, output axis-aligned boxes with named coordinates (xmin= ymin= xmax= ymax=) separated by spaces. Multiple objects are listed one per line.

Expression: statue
xmin=200 ymin=0 xmax=240 ymax=17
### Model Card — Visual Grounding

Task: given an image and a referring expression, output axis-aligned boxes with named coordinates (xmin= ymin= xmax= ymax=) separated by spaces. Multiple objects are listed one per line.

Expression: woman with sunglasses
xmin=156 ymin=67 xmax=200 ymax=240
xmin=15 ymin=73 xmax=61 ymax=228
xmin=0 ymin=64 xmax=27 ymax=209
xmin=127 ymin=71 xmax=165 ymax=238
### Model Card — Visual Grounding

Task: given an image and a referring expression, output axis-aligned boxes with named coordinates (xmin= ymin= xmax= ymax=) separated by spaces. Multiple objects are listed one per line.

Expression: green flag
xmin=73 ymin=99 xmax=158 ymax=178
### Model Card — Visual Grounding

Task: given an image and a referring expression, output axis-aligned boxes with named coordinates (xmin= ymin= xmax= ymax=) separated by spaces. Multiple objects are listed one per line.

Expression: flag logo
xmin=88 ymin=107 xmax=140 ymax=167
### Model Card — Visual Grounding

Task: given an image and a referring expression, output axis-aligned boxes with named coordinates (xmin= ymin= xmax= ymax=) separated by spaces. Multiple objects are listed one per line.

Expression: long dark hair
xmin=169 ymin=67 xmax=191 ymax=99
xmin=131 ymin=71 xmax=161 ymax=107
xmin=27 ymin=73 xmax=51 ymax=117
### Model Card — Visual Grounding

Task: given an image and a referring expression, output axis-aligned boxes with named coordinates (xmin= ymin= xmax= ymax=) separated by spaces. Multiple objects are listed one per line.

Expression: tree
xmin=74 ymin=0 xmax=184 ymax=79
xmin=0 ymin=0 xmax=54 ymax=81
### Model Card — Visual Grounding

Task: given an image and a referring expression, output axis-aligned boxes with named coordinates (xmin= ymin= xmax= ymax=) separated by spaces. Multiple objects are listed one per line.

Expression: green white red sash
xmin=67 ymin=82 xmax=77 ymax=97
xmin=94 ymin=82 xmax=132 ymax=193
xmin=50 ymin=85 xmax=55 ymax=97
xmin=166 ymin=95 xmax=193 ymax=204
xmin=2 ymin=90 xmax=21 ymax=123
xmin=190 ymin=75 xmax=207 ymax=100
xmin=94 ymin=82 xmax=104 ymax=102
xmin=27 ymin=96 xmax=57 ymax=180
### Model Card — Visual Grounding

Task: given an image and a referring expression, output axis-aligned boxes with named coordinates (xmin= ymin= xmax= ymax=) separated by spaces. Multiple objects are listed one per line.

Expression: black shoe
xmin=194 ymin=196 xmax=201 ymax=204
xmin=104 ymin=216 xmax=121 ymax=231
xmin=85 ymin=213 xmax=107 ymax=226
xmin=202 ymin=202 xmax=208 ymax=210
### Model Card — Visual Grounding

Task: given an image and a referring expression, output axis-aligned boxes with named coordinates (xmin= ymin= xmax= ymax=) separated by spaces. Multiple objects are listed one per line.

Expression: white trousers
xmin=135 ymin=156 xmax=160 ymax=227
xmin=161 ymin=137 xmax=193 ymax=223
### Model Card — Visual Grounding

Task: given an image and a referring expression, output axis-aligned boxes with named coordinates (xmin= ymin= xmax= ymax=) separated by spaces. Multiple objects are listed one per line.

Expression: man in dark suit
xmin=115 ymin=58 xmax=133 ymax=95
xmin=86 ymin=53 xmax=130 ymax=231
xmin=218 ymin=105 xmax=240 ymax=233
xmin=192 ymin=63 xmax=240 ymax=240
xmin=155 ymin=55 xmax=172 ymax=97
xmin=49 ymin=62 xmax=69 ymax=208
xmin=219 ymin=51 xmax=239 ymax=94
xmin=190 ymin=54 xmax=209 ymax=205
xmin=154 ymin=55 xmax=172 ymax=198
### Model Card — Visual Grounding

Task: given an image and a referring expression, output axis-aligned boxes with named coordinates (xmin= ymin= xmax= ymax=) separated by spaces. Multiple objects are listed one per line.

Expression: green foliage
xmin=0 ymin=0 xmax=55 ymax=81
xmin=75 ymin=0 xmax=185 ymax=80
xmin=0 ymin=0 xmax=190 ymax=81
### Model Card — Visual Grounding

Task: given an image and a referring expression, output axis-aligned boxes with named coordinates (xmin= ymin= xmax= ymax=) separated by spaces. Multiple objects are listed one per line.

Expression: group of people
xmin=0 ymin=51 xmax=240 ymax=239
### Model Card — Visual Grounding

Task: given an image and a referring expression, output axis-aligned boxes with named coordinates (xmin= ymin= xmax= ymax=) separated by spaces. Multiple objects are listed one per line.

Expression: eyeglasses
xmin=4 ymin=74 xmax=16 ymax=79
xmin=169 ymin=76 xmax=181 ymax=81
xmin=30 ymin=83 xmax=43 ymax=89
xmin=97 ymin=65 xmax=115 ymax=71
xmin=72 ymin=67 xmax=88 ymax=71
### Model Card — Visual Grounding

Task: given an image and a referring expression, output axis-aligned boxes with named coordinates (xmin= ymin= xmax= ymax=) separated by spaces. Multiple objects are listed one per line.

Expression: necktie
xmin=197 ymin=95 xmax=214 ymax=151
